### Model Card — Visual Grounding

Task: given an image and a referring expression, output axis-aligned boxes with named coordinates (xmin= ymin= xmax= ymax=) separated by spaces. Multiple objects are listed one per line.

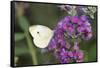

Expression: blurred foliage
xmin=14 ymin=2 xmax=97 ymax=66
xmin=15 ymin=33 xmax=25 ymax=41
xmin=18 ymin=16 xmax=30 ymax=31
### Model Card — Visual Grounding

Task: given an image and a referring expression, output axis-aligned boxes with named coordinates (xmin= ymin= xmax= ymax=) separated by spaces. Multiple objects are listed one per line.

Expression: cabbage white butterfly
xmin=29 ymin=25 xmax=54 ymax=48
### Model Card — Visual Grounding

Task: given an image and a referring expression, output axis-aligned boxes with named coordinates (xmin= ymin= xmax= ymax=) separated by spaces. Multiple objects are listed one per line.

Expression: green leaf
xmin=15 ymin=46 xmax=28 ymax=55
xmin=15 ymin=40 xmax=29 ymax=56
xmin=88 ymin=44 xmax=97 ymax=62
xmin=84 ymin=51 xmax=88 ymax=62
xmin=15 ymin=33 xmax=25 ymax=41
xmin=18 ymin=16 xmax=30 ymax=31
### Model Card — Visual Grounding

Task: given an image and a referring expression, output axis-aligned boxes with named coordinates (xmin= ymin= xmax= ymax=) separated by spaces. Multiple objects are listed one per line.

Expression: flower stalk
xmin=25 ymin=32 xmax=38 ymax=65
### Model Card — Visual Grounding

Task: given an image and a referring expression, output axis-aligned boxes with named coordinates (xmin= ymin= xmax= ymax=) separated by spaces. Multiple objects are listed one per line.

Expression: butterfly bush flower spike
xmin=48 ymin=14 xmax=92 ymax=63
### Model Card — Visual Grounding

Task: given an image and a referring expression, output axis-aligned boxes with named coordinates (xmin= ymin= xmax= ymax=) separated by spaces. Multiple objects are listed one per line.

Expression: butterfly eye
xmin=37 ymin=31 xmax=39 ymax=34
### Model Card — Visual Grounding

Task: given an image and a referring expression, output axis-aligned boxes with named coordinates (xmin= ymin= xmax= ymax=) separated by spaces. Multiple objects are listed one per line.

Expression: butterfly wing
xmin=29 ymin=25 xmax=54 ymax=48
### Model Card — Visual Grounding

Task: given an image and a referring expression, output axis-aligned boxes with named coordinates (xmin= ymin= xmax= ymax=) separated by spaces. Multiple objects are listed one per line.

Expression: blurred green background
xmin=14 ymin=2 xmax=97 ymax=66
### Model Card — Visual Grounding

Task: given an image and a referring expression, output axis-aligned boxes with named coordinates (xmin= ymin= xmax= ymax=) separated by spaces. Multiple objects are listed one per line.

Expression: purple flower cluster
xmin=59 ymin=43 xmax=84 ymax=63
xmin=58 ymin=15 xmax=92 ymax=40
xmin=48 ymin=15 xmax=92 ymax=63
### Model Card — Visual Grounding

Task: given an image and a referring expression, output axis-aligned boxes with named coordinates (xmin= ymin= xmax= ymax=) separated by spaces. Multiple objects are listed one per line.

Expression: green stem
xmin=25 ymin=32 xmax=38 ymax=65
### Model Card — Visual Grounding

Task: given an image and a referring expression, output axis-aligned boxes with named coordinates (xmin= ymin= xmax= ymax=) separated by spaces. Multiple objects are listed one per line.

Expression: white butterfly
xmin=29 ymin=25 xmax=54 ymax=48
